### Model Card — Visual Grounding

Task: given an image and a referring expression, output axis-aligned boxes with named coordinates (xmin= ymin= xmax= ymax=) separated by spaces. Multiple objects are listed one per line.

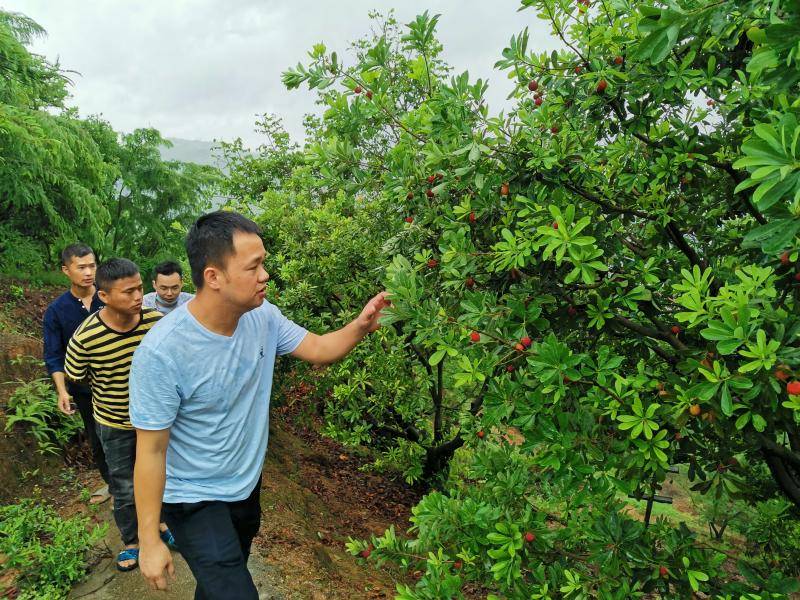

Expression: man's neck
xmin=187 ymin=292 xmax=245 ymax=337
xmin=70 ymin=283 xmax=95 ymax=300
xmin=99 ymin=306 xmax=139 ymax=332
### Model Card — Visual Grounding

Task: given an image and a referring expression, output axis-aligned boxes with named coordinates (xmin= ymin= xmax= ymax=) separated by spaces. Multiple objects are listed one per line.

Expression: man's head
xmin=152 ymin=260 xmax=184 ymax=304
xmin=186 ymin=211 xmax=269 ymax=311
xmin=60 ymin=243 xmax=96 ymax=288
xmin=95 ymin=258 xmax=143 ymax=315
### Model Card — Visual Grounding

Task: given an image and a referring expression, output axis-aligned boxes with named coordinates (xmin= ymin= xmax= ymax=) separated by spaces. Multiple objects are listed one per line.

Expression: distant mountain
xmin=161 ymin=138 xmax=224 ymax=169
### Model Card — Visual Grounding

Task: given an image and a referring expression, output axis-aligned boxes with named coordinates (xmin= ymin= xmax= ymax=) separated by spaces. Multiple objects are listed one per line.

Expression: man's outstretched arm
xmin=290 ymin=291 xmax=390 ymax=365
xmin=134 ymin=428 xmax=175 ymax=591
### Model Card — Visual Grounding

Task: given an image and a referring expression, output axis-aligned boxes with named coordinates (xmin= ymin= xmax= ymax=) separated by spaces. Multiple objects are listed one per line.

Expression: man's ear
xmin=152 ymin=280 xmax=157 ymax=290
xmin=97 ymin=289 xmax=109 ymax=304
xmin=61 ymin=264 xmax=69 ymax=277
xmin=204 ymin=266 xmax=222 ymax=290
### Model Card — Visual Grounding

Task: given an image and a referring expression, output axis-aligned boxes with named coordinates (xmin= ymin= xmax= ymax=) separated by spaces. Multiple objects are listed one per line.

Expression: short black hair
xmin=185 ymin=211 xmax=261 ymax=289
xmin=153 ymin=260 xmax=183 ymax=280
xmin=95 ymin=258 xmax=140 ymax=292
xmin=61 ymin=243 xmax=94 ymax=266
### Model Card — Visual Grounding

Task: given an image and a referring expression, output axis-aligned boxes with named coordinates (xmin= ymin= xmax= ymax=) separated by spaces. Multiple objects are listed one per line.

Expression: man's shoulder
xmin=138 ymin=305 xmax=190 ymax=351
xmin=71 ymin=312 xmax=102 ymax=344
xmin=45 ymin=290 xmax=72 ymax=314
xmin=142 ymin=292 xmax=157 ymax=305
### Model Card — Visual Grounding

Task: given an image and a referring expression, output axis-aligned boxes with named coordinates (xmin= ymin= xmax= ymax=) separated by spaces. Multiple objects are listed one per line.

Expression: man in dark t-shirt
xmin=42 ymin=243 xmax=109 ymax=502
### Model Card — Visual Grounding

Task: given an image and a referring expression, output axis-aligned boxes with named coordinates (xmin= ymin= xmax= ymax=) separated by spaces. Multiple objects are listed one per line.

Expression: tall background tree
xmin=0 ymin=10 xmax=220 ymax=275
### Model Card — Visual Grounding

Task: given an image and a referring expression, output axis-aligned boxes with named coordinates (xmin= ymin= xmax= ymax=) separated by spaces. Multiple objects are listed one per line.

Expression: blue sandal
xmin=116 ymin=547 xmax=139 ymax=572
xmin=160 ymin=528 xmax=179 ymax=551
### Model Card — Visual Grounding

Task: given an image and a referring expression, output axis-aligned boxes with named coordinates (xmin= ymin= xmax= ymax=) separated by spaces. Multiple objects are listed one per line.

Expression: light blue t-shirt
xmin=129 ymin=301 xmax=307 ymax=503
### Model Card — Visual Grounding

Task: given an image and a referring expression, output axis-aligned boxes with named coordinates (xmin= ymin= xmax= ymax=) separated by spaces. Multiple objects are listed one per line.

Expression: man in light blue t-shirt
xmin=141 ymin=260 xmax=193 ymax=316
xmin=129 ymin=211 xmax=389 ymax=598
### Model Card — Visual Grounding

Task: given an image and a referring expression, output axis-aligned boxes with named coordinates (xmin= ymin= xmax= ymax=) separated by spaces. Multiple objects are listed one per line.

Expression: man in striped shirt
xmin=66 ymin=258 xmax=165 ymax=572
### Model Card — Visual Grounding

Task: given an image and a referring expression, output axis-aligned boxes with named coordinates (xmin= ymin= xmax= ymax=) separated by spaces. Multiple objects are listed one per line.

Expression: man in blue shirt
xmin=130 ymin=211 xmax=389 ymax=598
xmin=43 ymin=243 xmax=109 ymax=502
xmin=142 ymin=260 xmax=194 ymax=316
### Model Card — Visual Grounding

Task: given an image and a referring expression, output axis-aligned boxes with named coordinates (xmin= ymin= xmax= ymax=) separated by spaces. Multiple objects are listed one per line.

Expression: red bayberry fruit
xmin=406 ymin=191 xmax=413 ymax=200
xmin=500 ymin=182 xmax=509 ymax=196
xmin=596 ymin=79 xmax=608 ymax=93
xmin=568 ymin=306 xmax=577 ymax=316
xmin=465 ymin=276 xmax=475 ymax=289
xmin=427 ymin=175 xmax=436 ymax=184
xmin=404 ymin=216 xmax=413 ymax=224
xmin=477 ymin=430 xmax=485 ymax=439
xmin=525 ymin=532 xmax=536 ymax=543
xmin=515 ymin=343 xmax=525 ymax=352
xmin=794 ymin=271 xmax=800 ymax=282
xmin=366 ymin=90 xmax=373 ymax=100
xmin=614 ymin=55 xmax=623 ymax=65
xmin=574 ymin=65 xmax=582 ymax=74
xmin=550 ymin=125 xmax=559 ymax=134
xmin=671 ymin=325 xmax=681 ymax=335
xmin=552 ymin=221 xmax=559 ymax=229
xmin=775 ymin=368 xmax=790 ymax=382
xmin=426 ymin=189 xmax=434 ymax=198
xmin=427 ymin=258 xmax=438 ymax=268
xmin=360 ymin=549 xmax=371 ymax=558
xmin=506 ymin=364 xmax=515 ymax=373
xmin=659 ymin=566 xmax=668 ymax=577
xmin=454 ymin=560 xmax=463 ymax=570
xmin=689 ymin=404 xmax=702 ymax=417
xmin=780 ymin=251 xmax=790 ymax=265
xmin=469 ymin=211 xmax=476 ymax=223
xmin=528 ymin=80 xmax=538 ymax=92
xmin=521 ymin=336 xmax=532 ymax=348
xmin=354 ymin=85 xmax=362 ymax=94
xmin=535 ymin=97 xmax=543 ymax=106
xmin=788 ymin=381 xmax=800 ymax=395
xmin=469 ymin=331 xmax=481 ymax=343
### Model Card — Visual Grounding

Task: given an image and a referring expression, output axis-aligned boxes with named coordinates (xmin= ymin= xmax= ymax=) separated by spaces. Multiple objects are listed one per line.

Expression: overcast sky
xmin=6 ymin=1 xmax=559 ymax=148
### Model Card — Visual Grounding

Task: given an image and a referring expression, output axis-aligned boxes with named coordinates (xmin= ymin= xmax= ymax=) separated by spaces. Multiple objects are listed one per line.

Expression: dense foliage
xmin=227 ymin=0 xmax=800 ymax=596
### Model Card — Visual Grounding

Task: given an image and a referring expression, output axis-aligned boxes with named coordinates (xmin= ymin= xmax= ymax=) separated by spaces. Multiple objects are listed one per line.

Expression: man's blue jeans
xmin=95 ymin=423 xmax=137 ymax=544
xmin=162 ymin=478 xmax=262 ymax=600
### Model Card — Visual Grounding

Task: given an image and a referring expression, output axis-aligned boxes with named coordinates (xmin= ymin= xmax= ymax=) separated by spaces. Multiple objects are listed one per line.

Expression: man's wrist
xmin=139 ymin=529 xmax=162 ymax=545
xmin=354 ymin=318 xmax=371 ymax=338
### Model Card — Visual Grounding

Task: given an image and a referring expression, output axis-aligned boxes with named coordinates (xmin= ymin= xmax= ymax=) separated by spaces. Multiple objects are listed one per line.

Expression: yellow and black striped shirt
xmin=65 ymin=308 xmax=161 ymax=429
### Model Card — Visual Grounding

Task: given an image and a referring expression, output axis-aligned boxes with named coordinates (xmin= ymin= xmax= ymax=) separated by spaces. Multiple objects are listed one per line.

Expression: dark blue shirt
xmin=43 ymin=290 xmax=104 ymax=376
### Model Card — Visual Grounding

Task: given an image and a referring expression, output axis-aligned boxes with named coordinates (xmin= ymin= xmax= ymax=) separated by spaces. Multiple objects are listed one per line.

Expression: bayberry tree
xmin=244 ymin=1 xmax=800 ymax=595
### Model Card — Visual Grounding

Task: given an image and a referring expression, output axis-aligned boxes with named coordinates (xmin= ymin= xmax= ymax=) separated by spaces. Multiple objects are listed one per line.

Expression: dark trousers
xmin=162 ymin=479 xmax=262 ymax=600
xmin=68 ymin=383 xmax=109 ymax=484
xmin=95 ymin=423 xmax=138 ymax=545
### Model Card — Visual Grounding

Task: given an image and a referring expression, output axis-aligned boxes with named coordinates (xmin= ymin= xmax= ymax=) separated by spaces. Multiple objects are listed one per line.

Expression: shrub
xmin=0 ymin=500 xmax=105 ymax=598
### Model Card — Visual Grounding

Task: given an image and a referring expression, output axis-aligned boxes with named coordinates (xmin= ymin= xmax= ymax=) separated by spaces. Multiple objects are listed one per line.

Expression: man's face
xmin=210 ymin=232 xmax=269 ymax=311
xmin=98 ymin=273 xmax=144 ymax=316
xmin=62 ymin=254 xmax=96 ymax=288
xmin=153 ymin=272 xmax=182 ymax=303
